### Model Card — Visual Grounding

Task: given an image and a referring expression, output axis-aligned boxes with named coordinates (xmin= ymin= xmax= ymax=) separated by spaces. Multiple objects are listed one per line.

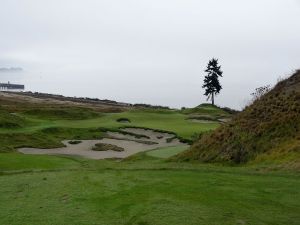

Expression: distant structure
xmin=0 ymin=67 xmax=23 ymax=72
xmin=0 ymin=82 xmax=25 ymax=91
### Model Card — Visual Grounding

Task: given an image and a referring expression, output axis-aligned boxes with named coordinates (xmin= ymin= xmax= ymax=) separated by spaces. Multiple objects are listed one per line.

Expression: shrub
xmin=116 ymin=118 xmax=131 ymax=123
xmin=92 ymin=143 xmax=124 ymax=152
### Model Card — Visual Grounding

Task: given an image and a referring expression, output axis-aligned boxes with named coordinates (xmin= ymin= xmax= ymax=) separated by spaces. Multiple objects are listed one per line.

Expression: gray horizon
xmin=1 ymin=0 xmax=300 ymax=109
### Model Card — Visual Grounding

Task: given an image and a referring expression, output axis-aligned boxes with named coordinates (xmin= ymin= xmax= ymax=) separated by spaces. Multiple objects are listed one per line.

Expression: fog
xmin=1 ymin=0 xmax=300 ymax=109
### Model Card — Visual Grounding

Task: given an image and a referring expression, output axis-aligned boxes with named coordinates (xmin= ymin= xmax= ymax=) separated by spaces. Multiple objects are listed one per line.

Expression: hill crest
xmin=176 ymin=70 xmax=300 ymax=169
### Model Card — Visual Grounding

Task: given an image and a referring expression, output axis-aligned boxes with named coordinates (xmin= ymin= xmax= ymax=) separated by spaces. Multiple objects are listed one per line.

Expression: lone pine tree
xmin=202 ymin=58 xmax=223 ymax=105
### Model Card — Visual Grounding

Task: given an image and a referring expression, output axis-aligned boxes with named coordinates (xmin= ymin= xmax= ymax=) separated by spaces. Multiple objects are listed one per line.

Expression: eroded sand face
xmin=18 ymin=128 xmax=188 ymax=159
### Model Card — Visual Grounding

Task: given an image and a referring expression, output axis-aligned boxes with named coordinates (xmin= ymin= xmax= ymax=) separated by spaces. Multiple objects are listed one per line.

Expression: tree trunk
xmin=212 ymin=92 xmax=214 ymax=105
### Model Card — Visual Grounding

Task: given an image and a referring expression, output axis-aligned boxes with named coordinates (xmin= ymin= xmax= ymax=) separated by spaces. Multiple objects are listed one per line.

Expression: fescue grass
xmin=181 ymin=103 xmax=230 ymax=116
xmin=23 ymin=107 xmax=101 ymax=120
xmin=92 ymin=143 xmax=124 ymax=152
xmin=0 ymin=127 xmax=104 ymax=152
xmin=0 ymin=109 xmax=26 ymax=128
xmin=177 ymin=71 xmax=300 ymax=165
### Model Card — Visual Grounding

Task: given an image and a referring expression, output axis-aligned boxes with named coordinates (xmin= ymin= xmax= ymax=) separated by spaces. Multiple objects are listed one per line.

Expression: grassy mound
xmin=92 ymin=143 xmax=124 ymax=152
xmin=0 ymin=109 xmax=25 ymax=128
xmin=0 ymin=127 xmax=104 ymax=153
xmin=181 ymin=103 xmax=228 ymax=115
xmin=68 ymin=140 xmax=82 ymax=145
xmin=23 ymin=107 xmax=100 ymax=120
xmin=181 ymin=104 xmax=235 ymax=123
xmin=176 ymin=70 xmax=300 ymax=167
xmin=116 ymin=117 xmax=131 ymax=123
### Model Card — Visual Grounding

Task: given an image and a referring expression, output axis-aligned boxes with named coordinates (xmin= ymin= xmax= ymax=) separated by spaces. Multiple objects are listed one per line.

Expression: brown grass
xmin=175 ymin=70 xmax=300 ymax=167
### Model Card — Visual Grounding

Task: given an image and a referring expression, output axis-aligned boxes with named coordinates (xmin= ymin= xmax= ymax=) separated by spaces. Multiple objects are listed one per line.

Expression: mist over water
xmin=1 ymin=0 xmax=300 ymax=109
xmin=0 ymin=67 xmax=292 ymax=109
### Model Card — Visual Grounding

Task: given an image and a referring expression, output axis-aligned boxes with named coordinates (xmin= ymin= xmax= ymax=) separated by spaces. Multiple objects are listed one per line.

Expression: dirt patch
xmin=18 ymin=128 xmax=188 ymax=159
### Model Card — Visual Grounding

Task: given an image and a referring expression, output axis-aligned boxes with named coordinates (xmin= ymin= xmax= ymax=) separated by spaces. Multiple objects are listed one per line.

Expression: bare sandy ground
xmin=18 ymin=128 xmax=188 ymax=159
xmin=188 ymin=119 xmax=217 ymax=123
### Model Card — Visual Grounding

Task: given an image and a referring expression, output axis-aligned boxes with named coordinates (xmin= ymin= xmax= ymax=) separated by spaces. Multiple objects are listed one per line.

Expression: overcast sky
xmin=0 ymin=0 xmax=300 ymax=109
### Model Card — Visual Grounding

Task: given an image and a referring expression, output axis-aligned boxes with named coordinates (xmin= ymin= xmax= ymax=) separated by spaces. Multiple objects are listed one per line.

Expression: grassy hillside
xmin=0 ymin=108 xmax=26 ymax=128
xmin=23 ymin=107 xmax=101 ymax=120
xmin=176 ymin=70 xmax=300 ymax=168
xmin=181 ymin=103 xmax=231 ymax=117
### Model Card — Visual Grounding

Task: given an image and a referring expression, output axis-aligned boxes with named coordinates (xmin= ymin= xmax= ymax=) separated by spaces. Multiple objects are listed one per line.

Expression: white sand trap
xmin=18 ymin=128 xmax=188 ymax=159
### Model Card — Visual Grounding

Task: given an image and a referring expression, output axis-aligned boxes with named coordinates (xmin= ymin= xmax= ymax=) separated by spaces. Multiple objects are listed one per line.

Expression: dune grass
xmin=177 ymin=71 xmax=300 ymax=165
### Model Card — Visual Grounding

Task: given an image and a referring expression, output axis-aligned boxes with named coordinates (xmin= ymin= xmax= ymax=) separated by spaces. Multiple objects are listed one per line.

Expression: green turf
xmin=0 ymin=153 xmax=299 ymax=225
xmin=147 ymin=146 xmax=188 ymax=158
xmin=1 ymin=104 xmax=299 ymax=224
xmin=181 ymin=103 xmax=229 ymax=117
xmin=48 ymin=110 xmax=219 ymax=139
xmin=0 ymin=153 xmax=79 ymax=172
xmin=0 ymin=108 xmax=219 ymax=152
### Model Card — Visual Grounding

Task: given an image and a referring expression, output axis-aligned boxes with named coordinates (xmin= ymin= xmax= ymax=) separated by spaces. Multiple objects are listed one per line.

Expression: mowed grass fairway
xmin=0 ymin=108 xmax=219 ymax=152
xmin=0 ymin=110 xmax=219 ymax=137
xmin=52 ymin=111 xmax=219 ymax=139
xmin=0 ymin=153 xmax=299 ymax=225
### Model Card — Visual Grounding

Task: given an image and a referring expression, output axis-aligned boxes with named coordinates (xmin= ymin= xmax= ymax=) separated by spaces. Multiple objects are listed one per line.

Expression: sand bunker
xmin=188 ymin=119 xmax=217 ymax=123
xmin=18 ymin=128 xmax=188 ymax=159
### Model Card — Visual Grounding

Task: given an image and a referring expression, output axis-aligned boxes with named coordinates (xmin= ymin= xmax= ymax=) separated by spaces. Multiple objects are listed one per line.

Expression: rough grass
xmin=181 ymin=103 xmax=230 ymax=116
xmin=23 ymin=107 xmax=101 ymax=120
xmin=176 ymin=71 xmax=300 ymax=167
xmin=92 ymin=143 xmax=124 ymax=152
xmin=0 ymin=109 xmax=26 ymax=128
xmin=0 ymin=127 xmax=104 ymax=152
xmin=0 ymin=153 xmax=299 ymax=225
xmin=68 ymin=140 xmax=82 ymax=145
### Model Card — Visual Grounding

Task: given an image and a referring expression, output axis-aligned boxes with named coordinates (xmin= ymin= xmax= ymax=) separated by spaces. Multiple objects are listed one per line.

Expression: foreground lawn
xmin=0 ymin=153 xmax=299 ymax=225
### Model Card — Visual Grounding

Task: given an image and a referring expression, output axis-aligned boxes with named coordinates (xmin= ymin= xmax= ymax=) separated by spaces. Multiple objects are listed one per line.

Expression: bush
xmin=92 ymin=143 xmax=124 ymax=152
xmin=116 ymin=118 xmax=131 ymax=123
xmin=68 ymin=140 xmax=82 ymax=145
